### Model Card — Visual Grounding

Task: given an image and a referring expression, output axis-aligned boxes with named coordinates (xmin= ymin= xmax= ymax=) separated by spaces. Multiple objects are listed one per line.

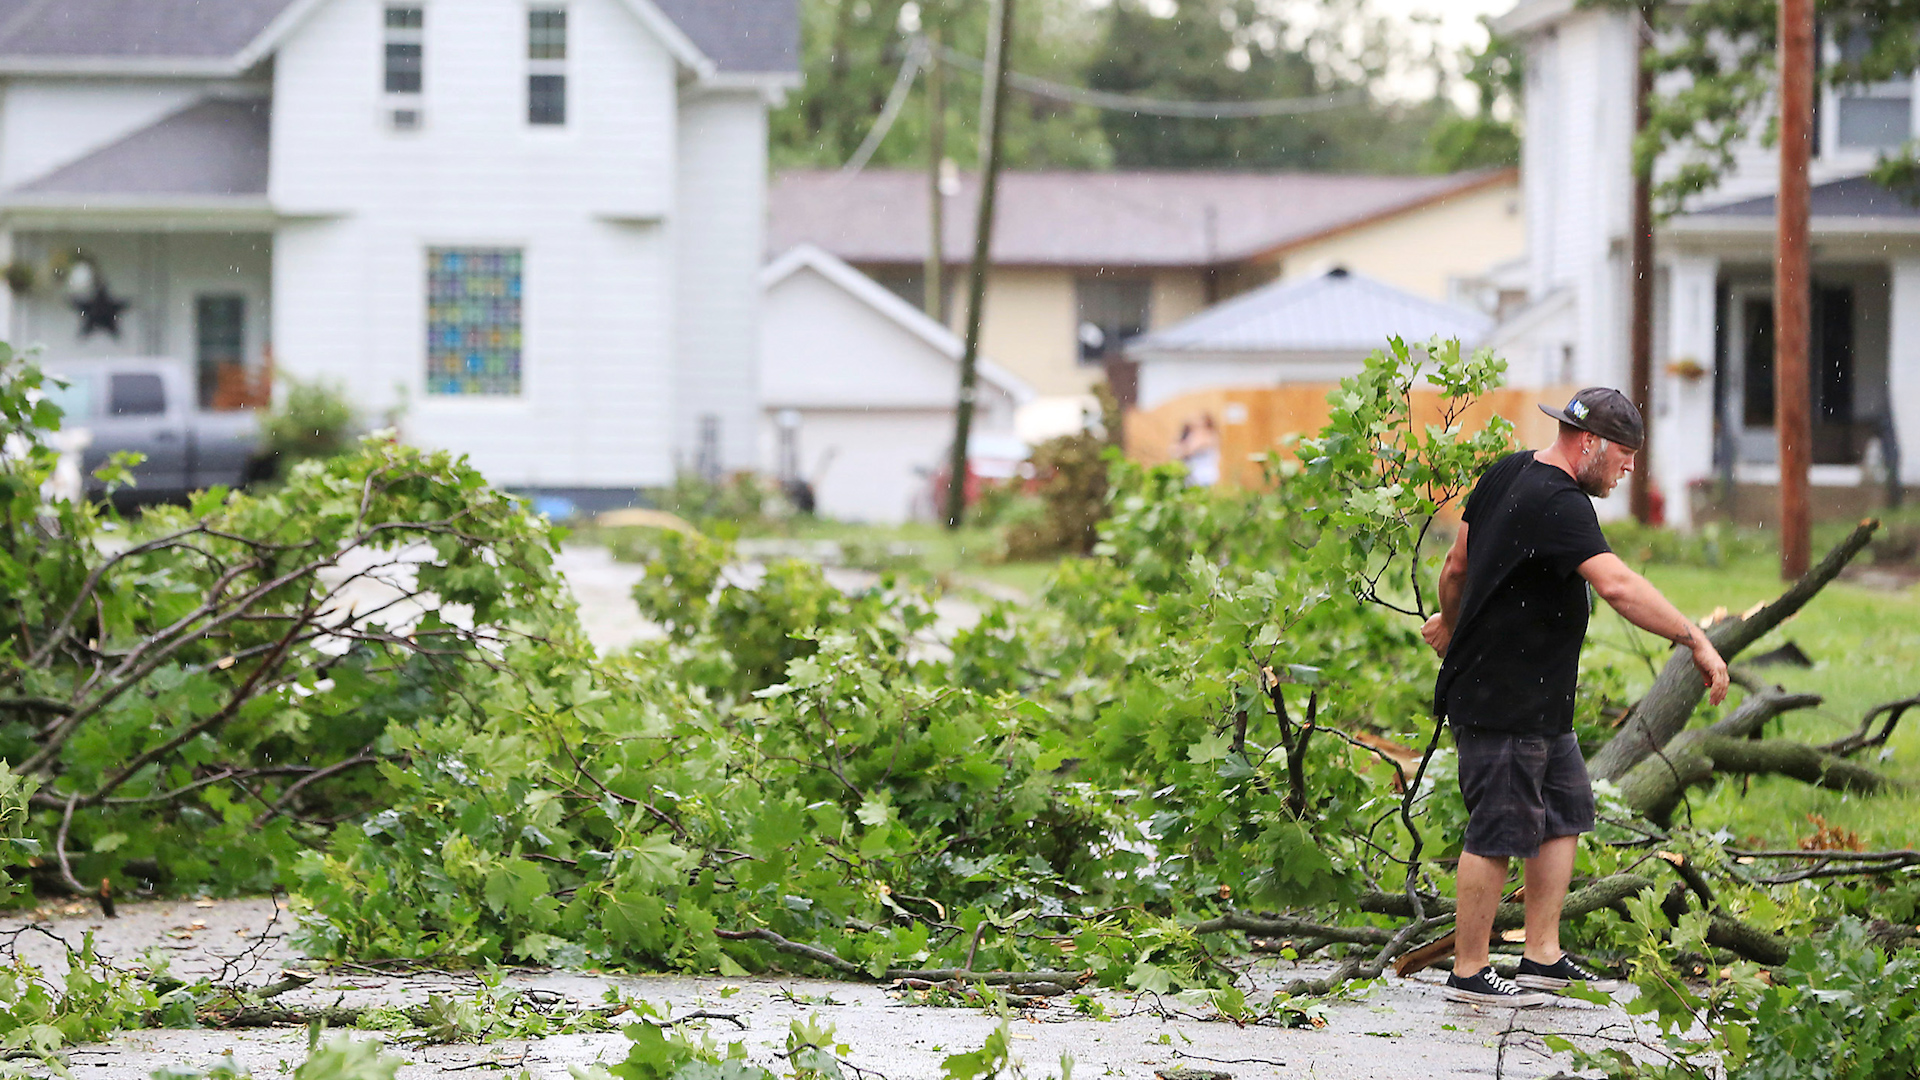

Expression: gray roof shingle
xmin=1131 ymin=268 xmax=1492 ymax=355
xmin=0 ymin=0 xmax=797 ymax=73
xmin=651 ymin=0 xmax=798 ymax=74
xmin=771 ymin=168 xmax=1512 ymax=267
xmin=0 ymin=0 xmax=296 ymax=60
xmin=13 ymin=98 xmax=269 ymax=198
xmin=1691 ymin=175 xmax=1920 ymax=218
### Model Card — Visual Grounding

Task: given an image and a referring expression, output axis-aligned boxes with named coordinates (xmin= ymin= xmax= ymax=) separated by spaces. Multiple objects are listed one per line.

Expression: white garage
xmin=759 ymin=245 xmax=1033 ymax=522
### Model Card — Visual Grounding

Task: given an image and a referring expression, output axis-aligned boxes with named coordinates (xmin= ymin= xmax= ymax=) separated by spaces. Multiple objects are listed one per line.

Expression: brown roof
xmin=769 ymin=168 xmax=1514 ymax=269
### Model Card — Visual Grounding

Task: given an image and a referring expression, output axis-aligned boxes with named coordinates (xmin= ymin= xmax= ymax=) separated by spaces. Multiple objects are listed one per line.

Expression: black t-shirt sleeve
xmin=1535 ymin=488 xmax=1612 ymax=576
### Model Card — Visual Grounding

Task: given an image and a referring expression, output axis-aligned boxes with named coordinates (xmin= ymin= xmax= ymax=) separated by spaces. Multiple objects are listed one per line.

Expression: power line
xmin=842 ymin=37 xmax=928 ymax=175
xmin=840 ymin=37 xmax=1371 ymax=175
xmin=936 ymin=43 xmax=1367 ymax=119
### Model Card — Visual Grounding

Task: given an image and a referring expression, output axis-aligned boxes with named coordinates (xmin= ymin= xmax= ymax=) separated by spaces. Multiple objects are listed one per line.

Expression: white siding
xmin=0 ymin=79 xmax=214 ymax=188
xmin=759 ymin=261 xmax=1019 ymax=523
xmin=268 ymin=0 xmax=684 ymax=487
xmin=1526 ymin=12 xmax=1636 ymax=390
xmin=674 ymin=89 xmax=767 ymax=473
xmin=762 ymin=266 xmax=984 ymax=410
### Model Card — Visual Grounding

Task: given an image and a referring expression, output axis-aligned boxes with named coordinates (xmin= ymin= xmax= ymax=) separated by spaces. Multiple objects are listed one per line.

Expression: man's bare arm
xmin=1421 ymin=523 xmax=1470 ymax=657
xmin=1578 ymin=552 xmax=1730 ymax=704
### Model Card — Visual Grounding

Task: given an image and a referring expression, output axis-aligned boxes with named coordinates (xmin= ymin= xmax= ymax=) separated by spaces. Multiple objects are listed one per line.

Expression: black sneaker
xmin=1515 ymin=954 xmax=1619 ymax=991
xmin=1445 ymin=966 xmax=1550 ymax=1007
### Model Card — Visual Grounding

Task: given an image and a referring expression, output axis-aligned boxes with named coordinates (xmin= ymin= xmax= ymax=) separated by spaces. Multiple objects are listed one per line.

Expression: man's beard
xmin=1574 ymin=454 xmax=1612 ymax=498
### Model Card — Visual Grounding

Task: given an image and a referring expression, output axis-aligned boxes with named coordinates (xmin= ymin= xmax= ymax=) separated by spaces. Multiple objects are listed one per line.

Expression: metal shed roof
xmin=1130 ymin=268 xmax=1492 ymax=357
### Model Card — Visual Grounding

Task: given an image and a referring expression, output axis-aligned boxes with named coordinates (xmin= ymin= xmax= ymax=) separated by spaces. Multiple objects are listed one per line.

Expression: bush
xmin=1001 ymin=431 xmax=1109 ymax=560
xmin=259 ymin=375 xmax=359 ymax=477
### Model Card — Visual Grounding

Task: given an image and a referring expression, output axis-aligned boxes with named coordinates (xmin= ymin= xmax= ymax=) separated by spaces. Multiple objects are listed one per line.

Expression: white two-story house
xmin=0 ymin=0 xmax=797 ymax=506
xmin=1494 ymin=0 xmax=1920 ymax=526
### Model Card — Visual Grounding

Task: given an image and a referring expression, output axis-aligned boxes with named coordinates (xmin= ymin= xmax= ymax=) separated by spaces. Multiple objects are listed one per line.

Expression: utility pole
xmin=1628 ymin=6 xmax=1655 ymax=524
xmin=943 ymin=0 xmax=1014 ymax=529
xmin=1776 ymin=0 xmax=1813 ymax=579
xmin=923 ymin=14 xmax=946 ymax=325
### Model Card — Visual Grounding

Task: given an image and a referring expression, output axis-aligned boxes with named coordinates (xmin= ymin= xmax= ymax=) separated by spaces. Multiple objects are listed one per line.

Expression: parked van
xmin=40 ymin=359 xmax=264 ymax=502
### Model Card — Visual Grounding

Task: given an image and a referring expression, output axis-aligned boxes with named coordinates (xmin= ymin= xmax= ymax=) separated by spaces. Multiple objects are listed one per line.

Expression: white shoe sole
xmin=1444 ymin=986 xmax=1551 ymax=1008
xmin=1516 ymin=975 xmax=1624 ymax=992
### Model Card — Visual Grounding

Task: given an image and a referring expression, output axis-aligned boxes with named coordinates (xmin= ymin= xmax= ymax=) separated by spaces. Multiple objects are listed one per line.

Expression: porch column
xmin=1654 ymin=255 xmax=1718 ymax=528
xmin=0 ymin=231 xmax=13 ymax=346
xmin=1892 ymin=259 xmax=1920 ymax=489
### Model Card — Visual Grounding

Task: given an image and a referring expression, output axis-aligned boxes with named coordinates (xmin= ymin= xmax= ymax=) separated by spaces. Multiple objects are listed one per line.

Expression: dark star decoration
xmin=72 ymin=281 xmax=129 ymax=339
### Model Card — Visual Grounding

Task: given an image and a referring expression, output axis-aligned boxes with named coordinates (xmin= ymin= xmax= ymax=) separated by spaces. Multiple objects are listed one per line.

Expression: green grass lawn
xmin=1585 ymin=539 xmax=1920 ymax=850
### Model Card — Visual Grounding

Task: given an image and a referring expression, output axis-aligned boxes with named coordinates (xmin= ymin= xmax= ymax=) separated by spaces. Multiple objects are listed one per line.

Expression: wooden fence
xmin=1125 ymin=383 xmax=1582 ymax=490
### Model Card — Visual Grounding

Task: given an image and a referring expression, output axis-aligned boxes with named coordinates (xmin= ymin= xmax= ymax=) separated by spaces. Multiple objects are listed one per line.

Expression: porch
xmin=4 ymin=228 xmax=274 ymax=411
xmin=1655 ymin=178 xmax=1920 ymax=526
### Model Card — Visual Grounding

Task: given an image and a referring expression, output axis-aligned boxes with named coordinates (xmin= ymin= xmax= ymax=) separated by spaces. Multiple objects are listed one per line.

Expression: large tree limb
xmin=1590 ymin=518 xmax=1879 ymax=781
xmin=1617 ymin=731 xmax=1898 ymax=827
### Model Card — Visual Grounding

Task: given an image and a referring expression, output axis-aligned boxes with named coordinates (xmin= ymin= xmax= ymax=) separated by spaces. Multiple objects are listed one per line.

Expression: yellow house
xmin=769 ymin=167 xmax=1522 ymax=412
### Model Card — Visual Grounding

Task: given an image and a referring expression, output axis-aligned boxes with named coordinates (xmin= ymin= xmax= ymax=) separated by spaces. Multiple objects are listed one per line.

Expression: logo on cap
xmin=1569 ymin=399 xmax=1589 ymax=420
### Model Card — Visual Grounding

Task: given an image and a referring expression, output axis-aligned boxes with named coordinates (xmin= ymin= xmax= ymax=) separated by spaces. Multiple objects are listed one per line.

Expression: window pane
xmin=529 ymin=74 xmax=566 ymax=125
xmin=1075 ymin=278 xmax=1152 ymax=364
xmin=1838 ymin=95 xmax=1910 ymax=147
xmin=45 ymin=375 xmax=94 ymax=424
xmin=386 ymin=6 xmax=423 ymax=29
xmin=529 ymin=9 xmax=567 ymax=60
xmin=196 ymin=295 xmax=247 ymax=409
xmin=427 ymin=248 xmax=524 ymax=396
xmin=386 ymin=42 xmax=422 ymax=94
xmin=110 ymin=373 xmax=166 ymax=417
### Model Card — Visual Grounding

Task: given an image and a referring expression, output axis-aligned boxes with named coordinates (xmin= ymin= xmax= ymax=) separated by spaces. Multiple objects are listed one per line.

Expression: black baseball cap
xmin=1538 ymin=388 xmax=1644 ymax=451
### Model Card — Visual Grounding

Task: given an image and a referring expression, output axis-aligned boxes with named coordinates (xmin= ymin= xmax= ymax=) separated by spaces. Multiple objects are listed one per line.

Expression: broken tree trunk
xmin=1589 ymin=518 xmax=1879 ymax=782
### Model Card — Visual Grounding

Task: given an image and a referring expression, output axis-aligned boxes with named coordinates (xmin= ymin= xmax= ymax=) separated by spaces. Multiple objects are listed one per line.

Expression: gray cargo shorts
xmin=1454 ymin=726 xmax=1595 ymax=859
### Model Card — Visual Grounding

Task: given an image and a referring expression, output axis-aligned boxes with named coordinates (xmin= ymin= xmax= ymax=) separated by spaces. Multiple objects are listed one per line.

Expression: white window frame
xmin=527 ymin=6 xmax=567 ymax=127
xmin=1819 ymin=22 xmax=1917 ymax=159
xmin=383 ymin=4 xmax=426 ymax=132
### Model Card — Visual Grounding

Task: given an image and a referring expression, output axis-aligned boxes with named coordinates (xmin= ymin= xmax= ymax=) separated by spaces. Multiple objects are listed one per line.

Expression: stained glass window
xmin=426 ymin=248 xmax=523 ymax=396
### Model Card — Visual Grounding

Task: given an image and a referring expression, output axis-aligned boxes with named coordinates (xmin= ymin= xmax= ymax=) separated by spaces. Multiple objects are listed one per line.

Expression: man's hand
xmin=1420 ymin=613 xmax=1450 ymax=657
xmin=1690 ymin=632 xmax=1730 ymax=705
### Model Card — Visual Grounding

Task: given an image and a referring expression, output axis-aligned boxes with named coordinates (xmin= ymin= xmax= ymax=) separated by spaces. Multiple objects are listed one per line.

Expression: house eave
xmin=0 ymin=56 xmax=242 ymax=77
xmin=1491 ymin=0 xmax=1580 ymax=37
xmin=1664 ymin=215 xmax=1920 ymax=235
xmin=0 ymin=196 xmax=278 ymax=230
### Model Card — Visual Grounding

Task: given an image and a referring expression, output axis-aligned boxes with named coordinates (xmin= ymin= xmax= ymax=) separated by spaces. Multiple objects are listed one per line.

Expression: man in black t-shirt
xmin=1419 ymin=388 xmax=1729 ymax=1007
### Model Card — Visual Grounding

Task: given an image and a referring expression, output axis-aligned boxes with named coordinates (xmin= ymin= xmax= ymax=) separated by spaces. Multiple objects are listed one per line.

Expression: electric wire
xmin=841 ymin=36 xmax=929 ymax=175
xmin=937 ymin=42 xmax=1368 ymax=119
xmin=840 ymin=35 xmax=1372 ymax=175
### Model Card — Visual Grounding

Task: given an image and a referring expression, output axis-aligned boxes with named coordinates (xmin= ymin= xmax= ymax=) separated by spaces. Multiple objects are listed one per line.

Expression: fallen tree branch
xmin=1617 ymin=732 xmax=1899 ymax=827
xmin=1822 ymin=693 xmax=1920 ymax=758
xmin=1590 ymin=518 xmax=1880 ymax=781
xmin=714 ymin=926 xmax=1087 ymax=986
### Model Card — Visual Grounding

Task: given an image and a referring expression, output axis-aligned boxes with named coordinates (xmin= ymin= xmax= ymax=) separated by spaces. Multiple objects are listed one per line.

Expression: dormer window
xmin=528 ymin=8 xmax=567 ymax=126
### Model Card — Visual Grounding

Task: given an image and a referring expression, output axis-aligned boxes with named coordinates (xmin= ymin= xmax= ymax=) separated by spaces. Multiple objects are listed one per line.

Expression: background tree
xmin=771 ymin=0 xmax=1111 ymax=170
xmin=1421 ymin=17 xmax=1522 ymax=172
xmin=1086 ymin=0 xmax=1450 ymax=171
xmin=773 ymin=0 xmax=1522 ymax=176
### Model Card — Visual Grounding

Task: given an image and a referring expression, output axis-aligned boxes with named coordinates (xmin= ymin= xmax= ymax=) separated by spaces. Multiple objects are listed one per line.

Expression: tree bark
xmin=1589 ymin=518 xmax=1878 ymax=781
xmin=1618 ymin=731 xmax=1896 ymax=826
